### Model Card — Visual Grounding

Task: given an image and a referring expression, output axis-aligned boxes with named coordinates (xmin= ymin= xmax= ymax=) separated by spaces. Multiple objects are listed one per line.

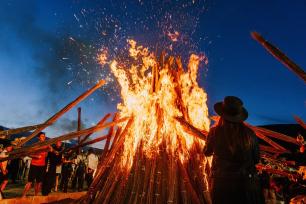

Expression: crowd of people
xmin=0 ymin=96 xmax=304 ymax=203
xmin=0 ymin=132 xmax=99 ymax=198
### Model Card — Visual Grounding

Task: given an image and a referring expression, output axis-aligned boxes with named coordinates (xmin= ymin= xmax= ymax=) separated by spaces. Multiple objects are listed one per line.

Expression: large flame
xmin=105 ymin=40 xmax=210 ymax=170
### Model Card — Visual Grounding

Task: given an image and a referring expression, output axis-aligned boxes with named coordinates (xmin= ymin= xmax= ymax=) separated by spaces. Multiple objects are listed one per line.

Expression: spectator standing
xmin=86 ymin=148 xmax=98 ymax=187
xmin=59 ymin=154 xmax=73 ymax=193
xmin=42 ymin=140 xmax=63 ymax=196
xmin=54 ymin=164 xmax=62 ymax=192
xmin=22 ymin=156 xmax=32 ymax=181
xmin=22 ymin=132 xmax=49 ymax=197
xmin=72 ymin=151 xmax=87 ymax=191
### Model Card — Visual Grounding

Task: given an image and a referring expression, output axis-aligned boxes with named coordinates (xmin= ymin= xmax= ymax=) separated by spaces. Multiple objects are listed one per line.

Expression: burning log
xmin=251 ymin=32 xmax=306 ymax=83
xmin=18 ymin=80 xmax=106 ymax=147
xmin=1 ymin=117 xmax=129 ymax=162
xmin=0 ymin=123 xmax=46 ymax=138
xmin=79 ymin=41 xmax=212 ymax=204
xmin=175 ymin=116 xmax=208 ymax=139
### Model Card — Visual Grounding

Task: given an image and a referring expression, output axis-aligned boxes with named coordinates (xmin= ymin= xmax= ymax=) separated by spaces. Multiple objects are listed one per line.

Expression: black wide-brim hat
xmin=214 ymin=96 xmax=248 ymax=123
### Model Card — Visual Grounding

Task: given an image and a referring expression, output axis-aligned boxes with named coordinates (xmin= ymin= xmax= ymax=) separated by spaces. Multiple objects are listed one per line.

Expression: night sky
xmin=0 ymin=0 xmax=305 ymax=142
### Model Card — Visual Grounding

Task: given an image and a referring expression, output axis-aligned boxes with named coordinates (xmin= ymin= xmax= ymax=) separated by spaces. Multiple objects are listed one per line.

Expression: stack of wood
xmin=79 ymin=55 xmax=212 ymax=204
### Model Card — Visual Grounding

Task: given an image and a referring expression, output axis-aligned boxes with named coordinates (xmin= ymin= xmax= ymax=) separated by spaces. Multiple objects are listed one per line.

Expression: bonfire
xmin=81 ymin=40 xmax=211 ymax=204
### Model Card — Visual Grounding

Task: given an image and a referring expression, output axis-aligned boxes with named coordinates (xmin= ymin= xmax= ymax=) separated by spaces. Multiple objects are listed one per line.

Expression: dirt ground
xmin=1 ymin=180 xmax=87 ymax=199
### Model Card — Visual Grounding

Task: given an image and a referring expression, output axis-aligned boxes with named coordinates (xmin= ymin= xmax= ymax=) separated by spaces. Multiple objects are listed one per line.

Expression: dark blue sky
xmin=0 ymin=0 xmax=305 ymax=139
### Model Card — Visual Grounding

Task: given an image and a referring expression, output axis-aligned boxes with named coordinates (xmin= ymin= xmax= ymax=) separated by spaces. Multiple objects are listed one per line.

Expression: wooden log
xmin=178 ymin=161 xmax=201 ymax=204
xmin=101 ymin=113 xmax=118 ymax=158
xmin=18 ymin=80 xmax=106 ymax=147
xmin=253 ymin=131 xmax=288 ymax=151
xmin=62 ymin=114 xmax=112 ymax=155
xmin=175 ymin=117 xmax=208 ymax=140
xmin=110 ymin=127 xmax=122 ymax=151
xmin=79 ymin=113 xmax=112 ymax=145
xmin=251 ymin=32 xmax=306 ymax=83
xmin=211 ymin=115 xmax=291 ymax=150
xmin=253 ymin=126 xmax=298 ymax=145
xmin=70 ymin=133 xmax=109 ymax=151
xmin=88 ymin=117 xmax=134 ymax=198
xmin=294 ymin=115 xmax=306 ymax=129
xmin=0 ymin=123 xmax=46 ymax=138
xmin=77 ymin=107 xmax=82 ymax=145
xmin=146 ymin=154 xmax=157 ymax=204
xmin=1 ymin=117 xmax=128 ymax=162
xmin=259 ymin=145 xmax=288 ymax=154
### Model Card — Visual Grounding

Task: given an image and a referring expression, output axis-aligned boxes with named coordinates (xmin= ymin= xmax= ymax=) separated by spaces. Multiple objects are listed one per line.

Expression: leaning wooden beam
xmin=175 ymin=117 xmax=208 ymax=140
xmin=101 ymin=113 xmax=118 ymax=158
xmin=18 ymin=80 xmax=106 ymax=147
xmin=259 ymin=145 xmax=288 ymax=154
xmin=0 ymin=123 xmax=46 ymax=138
xmin=71 ymin=134 xmax=109 ymax=151
xmin=211 ymin=115 xmax=290 ymax=151
xmin=251 ymin=32 xmax=306 ymax=82
xmin=294 ymin=115 xmax=306 ymax=129
xmin=252 ymin=126 xmax=298 ymax=145
xmin=79 ymin=113 xmax=112 ymax=145
xmin=1 ymin=117 xmax=129 ymax=162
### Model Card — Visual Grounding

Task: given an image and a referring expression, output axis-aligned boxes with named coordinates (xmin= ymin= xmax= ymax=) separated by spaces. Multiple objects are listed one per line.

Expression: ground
xmin=1 ymin=181 xmax=87 ymax=199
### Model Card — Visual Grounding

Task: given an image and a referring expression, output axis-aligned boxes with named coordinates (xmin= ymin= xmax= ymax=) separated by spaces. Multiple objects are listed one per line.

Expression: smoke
xmin=54 ymin=117 xmax=87 ymax=133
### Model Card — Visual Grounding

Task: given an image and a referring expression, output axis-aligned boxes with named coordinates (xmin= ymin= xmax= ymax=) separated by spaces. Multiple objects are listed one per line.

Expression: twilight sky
xmin=0 ymin=0 xmax=305 ymax=143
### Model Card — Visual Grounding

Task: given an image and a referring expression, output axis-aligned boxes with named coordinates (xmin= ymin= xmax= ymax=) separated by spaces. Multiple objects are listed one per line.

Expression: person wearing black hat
xmin=204 ymin=96 xmax=264 ymax=204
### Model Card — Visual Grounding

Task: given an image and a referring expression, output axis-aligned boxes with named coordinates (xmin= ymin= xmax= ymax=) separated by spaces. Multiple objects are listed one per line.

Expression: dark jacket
xmin=204 ymin=126 xmax=264 ymax=204
xmin=204 ymin=126 xmax=259 ymax=178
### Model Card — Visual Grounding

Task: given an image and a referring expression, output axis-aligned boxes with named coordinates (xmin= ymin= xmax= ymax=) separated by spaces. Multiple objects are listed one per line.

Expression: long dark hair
xmin=215 ymin=118 xmax=253 ymax=154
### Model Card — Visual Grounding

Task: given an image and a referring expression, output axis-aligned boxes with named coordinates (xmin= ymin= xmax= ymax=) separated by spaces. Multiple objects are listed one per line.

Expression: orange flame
xmin=106 ymin=40 xmax=210 ymax=170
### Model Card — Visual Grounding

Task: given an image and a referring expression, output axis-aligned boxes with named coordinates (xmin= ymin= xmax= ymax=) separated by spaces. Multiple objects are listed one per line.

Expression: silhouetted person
xmin=42 ymin=141 xmax=63 ymax=196
xmin=8 ymin=158 xmax=20 ymax=184
xmin=204 ymin=96 xmax=264 ymax=204
xmin=72 ymin=151 xmax=86 ymax=191
xmin=59 ymin=154 xmax=73 ymax=193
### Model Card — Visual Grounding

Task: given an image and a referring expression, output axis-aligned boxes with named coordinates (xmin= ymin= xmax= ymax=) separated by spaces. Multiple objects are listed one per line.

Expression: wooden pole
xmin=175 ymin=117 xmax=208 ymax=139
xmin=77 ymin=107 xmax=82 ymax=144
xmin=2 ymin=117 xmax=129 ymax=162
xmin=251 ymin=32 xmax=306 ymax=83
xmin=79 ymin=113 xmax=112 ymax=145
xmin=18 ymin=80 xmax=106 ymax=147
xmin=294 ymin=115 xmax=306 ymax=129
xmin=0 ymin=123 xmax=46 ymax=138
